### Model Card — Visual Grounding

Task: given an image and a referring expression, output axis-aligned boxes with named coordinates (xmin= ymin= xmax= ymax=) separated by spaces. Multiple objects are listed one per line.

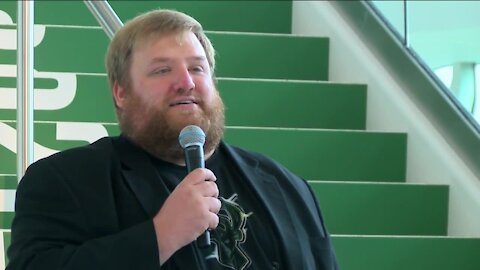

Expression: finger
xmin=185 ymin=168 xmax=216 ymax=185
xmin=207 ymin=197 xmax=222 ymax=214
xmin=201 ymin=181 xmax=219 ymax=198
xmin=190 ymin=180 xmax=218 ymax=198
xmin=208 ymin=212 xmax=220 ymax=230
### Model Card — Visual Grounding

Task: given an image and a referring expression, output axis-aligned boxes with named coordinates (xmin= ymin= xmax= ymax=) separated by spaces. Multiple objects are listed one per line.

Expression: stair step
xmin=220 ymin=79 xmax=366 ymax=129
xmin=114 ymin=1 xmax=293 ymax=34
xmin=4 ymin=227 xmax=480 ymax=269
xmin=0 ymin=213 xmax=12 ymax=230
xmin=310 ymin=181 xmax=448 ymax=235
xmin=209 ymin=32 xmax=329 ymax=80
xmin=0 ymin=75 xmax=115 ymax=123
xmin=332 ymin=235 xmax=480 ymax=270
xmin=0 ymin=124 xmax=407 ymax=180
xmin=0 ymin=176 xmax=16 ymax=190
xmin=0 ymin=27 xmax=329 ymax=80
xmin=0 ymin=1 xmax=292 ymax=33
xmin=0 ymin=76 xmax=366 ymax=130
xmin=0 ymin=120 xmax=112 ymax=175
xmin=224 ymin=127 xmax=407 ymax=181
xmin=0 ymin=141 xmax=15 ymax=176
xmin=0 ymin=180 xmax=449 ymax=236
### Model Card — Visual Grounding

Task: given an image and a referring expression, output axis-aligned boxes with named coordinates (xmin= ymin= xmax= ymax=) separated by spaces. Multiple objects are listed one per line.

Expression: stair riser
xmin=0 ymin=1 xmax=292 ymax=33
xmin=0 ymin=180 xmax=448 ymax=237
xmin=225 ymin=128 xmax=407 ymax=181
xmin=220 ymin=80 xmax=366 ymax=129
xmin=332 ymin=236 xmax=480 ymax=270
xmin=311 ymin=182 xmax=448 ymax=235
xmin=0 ymin=29 xmax=328 ymax=80
xmin=0 ymin=124 xmax=406 ymax=182
xmin=0 ymin=77 xmax=365 ymax=130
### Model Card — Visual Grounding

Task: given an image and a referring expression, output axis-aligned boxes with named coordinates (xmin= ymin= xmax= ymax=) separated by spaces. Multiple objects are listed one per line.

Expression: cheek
xmin=134 ymin=81 xmax=168 ymax=106
xmin=196 ymin=79 xmax=216 ymax=98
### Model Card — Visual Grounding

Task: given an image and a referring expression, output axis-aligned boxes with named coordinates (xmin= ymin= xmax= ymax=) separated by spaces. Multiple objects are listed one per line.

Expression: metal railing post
xmin=403 ymin=0 xmax=410 ymax=47
xmin=16 ymin=0 xmax=35 ymax=182
xmin=83 ymin=1 xmax=123 ymax=40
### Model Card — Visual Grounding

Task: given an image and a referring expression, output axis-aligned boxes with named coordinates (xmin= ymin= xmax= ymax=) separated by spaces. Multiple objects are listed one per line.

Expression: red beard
xmin=118 ymin=89 xmax=225 ymax=164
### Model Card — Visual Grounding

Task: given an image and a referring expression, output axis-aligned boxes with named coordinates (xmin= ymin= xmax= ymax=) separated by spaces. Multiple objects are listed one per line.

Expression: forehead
xmin=134 ymin=31 xmax=206 ymax=57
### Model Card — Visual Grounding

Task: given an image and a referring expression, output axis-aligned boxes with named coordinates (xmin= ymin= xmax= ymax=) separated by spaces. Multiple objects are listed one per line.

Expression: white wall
xmin=291 ymin=1 xmax=480 ymax=237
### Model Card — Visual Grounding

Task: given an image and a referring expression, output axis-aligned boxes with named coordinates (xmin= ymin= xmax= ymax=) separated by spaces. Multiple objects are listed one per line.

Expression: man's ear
xmin=112 ymin=81 xmax=126 ymax=108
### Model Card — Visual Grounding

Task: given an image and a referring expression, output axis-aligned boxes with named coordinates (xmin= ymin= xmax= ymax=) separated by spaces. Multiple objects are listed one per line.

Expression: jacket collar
xmin=113 ymin=135 xmax=168 ymax=217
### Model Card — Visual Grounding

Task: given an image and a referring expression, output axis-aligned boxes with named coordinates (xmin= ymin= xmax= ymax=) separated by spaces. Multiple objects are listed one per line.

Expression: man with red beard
xmin=7 ymin=9 xmax=338 ymax=270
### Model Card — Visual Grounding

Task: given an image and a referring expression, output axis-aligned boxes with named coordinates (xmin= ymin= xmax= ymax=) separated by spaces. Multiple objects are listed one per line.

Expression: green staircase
xmin=1 ymin=1 xmax=480 ymax=269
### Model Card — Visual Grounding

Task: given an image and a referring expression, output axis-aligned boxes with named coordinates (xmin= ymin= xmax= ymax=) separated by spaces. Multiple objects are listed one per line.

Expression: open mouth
xmin=170 ymin=100 xmax=198 ymax=107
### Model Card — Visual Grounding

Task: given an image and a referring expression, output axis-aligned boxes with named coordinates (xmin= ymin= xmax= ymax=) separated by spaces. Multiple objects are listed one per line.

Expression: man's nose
xmin=175 ymin=68 xmax=195 ymax=92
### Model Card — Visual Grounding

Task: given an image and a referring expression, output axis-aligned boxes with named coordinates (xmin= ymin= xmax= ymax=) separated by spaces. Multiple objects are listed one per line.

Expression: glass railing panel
xmin=370 ymin=0 xmax=406 ymax=41
xmin=369 ymin=1 xmax=480 ymax=123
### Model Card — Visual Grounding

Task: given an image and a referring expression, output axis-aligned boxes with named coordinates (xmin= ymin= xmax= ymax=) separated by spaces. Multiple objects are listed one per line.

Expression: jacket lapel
xmin=112 ymin=136 xmax=203 ymax=270
xmin=221 ymin=142 xmax=303 ymax=269
xmin=113 ymin=136 xmax=168 ymax=217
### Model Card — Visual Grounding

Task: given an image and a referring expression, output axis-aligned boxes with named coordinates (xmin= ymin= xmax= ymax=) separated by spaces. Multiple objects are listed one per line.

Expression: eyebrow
xmin=148 ymin=57 xmax=170 ymax=65
xmin=148 ymin=56 xmax=207 ymax=65
xmin=188 ymin=56 xmax=208 ymax=62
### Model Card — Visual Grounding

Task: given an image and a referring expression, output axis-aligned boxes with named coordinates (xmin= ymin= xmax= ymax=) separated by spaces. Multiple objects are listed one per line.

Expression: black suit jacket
xmin=7 ymin=136 xmax=338 ymax=270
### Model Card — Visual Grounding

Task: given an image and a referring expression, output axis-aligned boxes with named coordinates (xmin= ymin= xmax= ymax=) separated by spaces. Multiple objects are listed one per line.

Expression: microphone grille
xmin=179 ymin=125 xmax=206 ymax=149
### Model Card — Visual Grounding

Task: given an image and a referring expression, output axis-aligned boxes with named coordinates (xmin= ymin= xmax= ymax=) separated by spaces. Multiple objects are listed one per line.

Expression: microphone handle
xmin=184 ymin=146 xmax=205 ymax=171
xmin=184 ymin=146 xmax=210 ymax=248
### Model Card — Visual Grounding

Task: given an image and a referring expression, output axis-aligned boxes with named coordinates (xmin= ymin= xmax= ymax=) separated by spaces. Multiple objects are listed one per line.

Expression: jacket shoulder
xmin=222 ymin=142 xmax=304 ymax=182
xmin=23 ymin=137 xmax=118 ymax=180
xmin=39 ymin=136 xmax=115 ymax=163
xmin=223 ymin=143 xmax=276 ymax=166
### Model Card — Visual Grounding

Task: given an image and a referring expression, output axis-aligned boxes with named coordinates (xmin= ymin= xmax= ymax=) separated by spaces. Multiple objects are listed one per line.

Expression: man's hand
xmin=153 ymin=168 xmax=221 ymax=264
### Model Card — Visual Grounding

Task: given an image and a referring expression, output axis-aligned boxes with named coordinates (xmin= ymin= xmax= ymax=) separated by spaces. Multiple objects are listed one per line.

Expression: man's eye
xmin=151 ymin=68 xmax=170 ymax=75
xmin=190 ymin=66 xmax=204 ymax=73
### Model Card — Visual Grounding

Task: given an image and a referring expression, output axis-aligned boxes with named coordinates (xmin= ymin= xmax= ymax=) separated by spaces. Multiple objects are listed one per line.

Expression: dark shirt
xmin=149 ymin=147 xmax=283 ymax=270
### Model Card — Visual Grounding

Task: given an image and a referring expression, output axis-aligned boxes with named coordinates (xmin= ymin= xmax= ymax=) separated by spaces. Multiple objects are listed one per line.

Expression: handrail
xmin=16 ymin=1 xmax=35 ymax=182
xmin=83 ymin=0 xmax=123 ymax=40
xmin=330 ymin=1 xmax=480 ymax=178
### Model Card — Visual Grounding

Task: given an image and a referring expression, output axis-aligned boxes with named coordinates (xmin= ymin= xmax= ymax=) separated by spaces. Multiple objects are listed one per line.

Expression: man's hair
xmin=105 ymin=9 xmax=215 ymax=90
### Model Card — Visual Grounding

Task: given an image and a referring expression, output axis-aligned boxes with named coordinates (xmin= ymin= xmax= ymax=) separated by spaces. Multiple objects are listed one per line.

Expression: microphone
xmin=178 ymin=125 xmax=210 ymax=247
